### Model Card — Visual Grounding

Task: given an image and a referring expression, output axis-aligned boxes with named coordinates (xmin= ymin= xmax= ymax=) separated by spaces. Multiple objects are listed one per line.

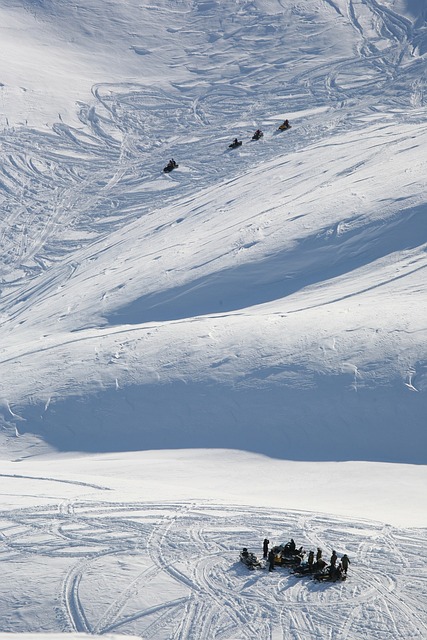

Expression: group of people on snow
xmin=164 ymin=119 xmax=291 ymax=169
xmin=256 ymin=538 xmax=351 ymax=579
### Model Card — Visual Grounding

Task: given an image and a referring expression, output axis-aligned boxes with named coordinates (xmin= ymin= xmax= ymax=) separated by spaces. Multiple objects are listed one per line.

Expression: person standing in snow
xmin=268 ymin=549 xmax=275 ymax=572
xmin=330 ymin=550 xmax=338 ymax=568
xmin=341 ymin=554 xmax=350 ymax=574
xmin=316 ymin=547 xmax=322 ymax=562
xmin=307 ymin=550 xmax=314 ymax=572
xmin=263 ymin=538 xmax=270 ymax=559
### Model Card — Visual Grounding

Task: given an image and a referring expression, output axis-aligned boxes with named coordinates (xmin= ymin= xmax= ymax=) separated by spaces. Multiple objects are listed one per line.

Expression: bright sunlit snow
xmin=0 ymin=0 xmax=426 ymax=638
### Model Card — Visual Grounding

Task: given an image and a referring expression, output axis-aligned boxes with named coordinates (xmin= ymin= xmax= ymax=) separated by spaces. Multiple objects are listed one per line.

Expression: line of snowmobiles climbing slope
xmin=0 ymin=0 xmax=425 ymax=288
xmin=0 ymin=113 xmax=425 ymax=461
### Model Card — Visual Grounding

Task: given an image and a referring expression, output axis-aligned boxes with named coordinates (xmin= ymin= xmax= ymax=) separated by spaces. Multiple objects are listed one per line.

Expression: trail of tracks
xmin=0 ymin=0 xmax=424 ymax=304
xmin=0 ymin=500 xmax=426 ymax=638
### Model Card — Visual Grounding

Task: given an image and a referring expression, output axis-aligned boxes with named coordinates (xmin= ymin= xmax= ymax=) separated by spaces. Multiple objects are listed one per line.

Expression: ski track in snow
xmin=0 ymin=500 xmax=426 ymax=639
xmin=0 ymin=472 xmax=110 ymax=491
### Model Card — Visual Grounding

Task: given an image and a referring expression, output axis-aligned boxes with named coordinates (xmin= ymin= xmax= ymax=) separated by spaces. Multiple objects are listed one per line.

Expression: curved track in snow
xmin=0 ymin=0 xmax=424 ymax=295
xmin=0 ymin=500 xmax=426 ymax=638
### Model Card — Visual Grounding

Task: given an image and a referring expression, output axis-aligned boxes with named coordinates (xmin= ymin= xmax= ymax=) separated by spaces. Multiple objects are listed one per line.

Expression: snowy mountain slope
xmin=1 ymin=2 xmax=427 ymax=638
xmin=0 ymin=0 xmax=426 ymax=462
xmin=1 ymin=117 xmax=426 ymax=460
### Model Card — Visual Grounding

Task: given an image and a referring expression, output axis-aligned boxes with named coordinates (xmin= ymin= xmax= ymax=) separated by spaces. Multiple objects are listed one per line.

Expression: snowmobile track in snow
xmin=0 ymin=500 xmax=426 ymax=638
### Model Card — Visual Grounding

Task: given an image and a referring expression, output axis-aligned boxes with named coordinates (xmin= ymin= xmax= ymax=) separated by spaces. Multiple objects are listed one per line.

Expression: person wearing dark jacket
xmin=316 ymin=548 xmax=322 ymax=562
xmin=330 ymin=550 xmax=338 ymax=568
xmin=307 ymin=550 xmax=314 ymax=572
xmin=263 ymin=538 xmax=270 ymax=559
xmin=268 ymin=549 xmax=275 ymax=572
xmin=341 ymin=554 xmax=350 ymax=573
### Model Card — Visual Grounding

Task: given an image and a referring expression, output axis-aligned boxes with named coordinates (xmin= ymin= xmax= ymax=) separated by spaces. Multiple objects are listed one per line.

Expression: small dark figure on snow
xmin=341 ymin=554 xmax=350 ymax=574
xmin=252 ymin=129 xmax=263 ymax=140
xmin=263 ymin=538 xmax=270 ymax=559
xmin=278 ymin=119 xmax=290 ymax=130
xmin=330 ymin=550 xmax=338 ymax=568
xmin=307 ymin=550 xmax=314 ymax=572
xmin=164 ymin=158 xmax=178 ymax=172
xmin=316 ymin=547 xmax=323 ymax=562
xmin=289 ymin=538 xmax=296 ymax=553
xmin=241 ymin=547 xmax=249 ymax=558
xmin=229 ymin=138 xmax=242 ymax=149
xmin=268 ymin=549 xmax=275 ymax=572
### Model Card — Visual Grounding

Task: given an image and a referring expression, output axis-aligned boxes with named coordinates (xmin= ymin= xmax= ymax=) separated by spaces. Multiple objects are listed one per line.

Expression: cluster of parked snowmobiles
xmin=292 ymin=559 xmax=347 ymax=582
xmin=239 ymin=539 xmax=349 ymax=585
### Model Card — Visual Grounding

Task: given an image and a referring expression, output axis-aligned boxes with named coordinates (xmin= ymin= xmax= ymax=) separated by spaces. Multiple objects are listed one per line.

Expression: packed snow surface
xmin=0 ymin=0 xmax=426 ymax=638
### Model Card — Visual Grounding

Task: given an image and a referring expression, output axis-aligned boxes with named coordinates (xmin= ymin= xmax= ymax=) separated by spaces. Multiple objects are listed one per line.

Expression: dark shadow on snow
xmin=106 ymin=204 xmax=426 ymax=325
xmin=3 ymin=372 xmax=426 ymax=463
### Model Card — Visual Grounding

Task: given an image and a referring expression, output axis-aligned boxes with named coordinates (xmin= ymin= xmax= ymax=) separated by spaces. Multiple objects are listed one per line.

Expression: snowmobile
xmin=163 ymin=159 xmax=178 ymax=172
xmin=278 ymin=121 xmax=291 ymax=131
xmin=292 ymin=558 xmax=327 ymax=577
xmin=240 ymin=548 xmax=262 ymax=570
xmin=313 ymin=565 xmax=346 ymax=583
xmin=252 ymin=130 xmax=263 ymax=140
xmin=229 ymin=139 xmax=243 ymax=149
xmin=271 ymin=543 xmax=304 ymax=568
xmin=291 ymin=563 xmax=312 ymax=577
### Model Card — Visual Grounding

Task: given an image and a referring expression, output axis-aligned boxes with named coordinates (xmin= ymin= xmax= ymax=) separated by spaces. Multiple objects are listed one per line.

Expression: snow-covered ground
xmin=0 ymin=0 xmax=426 ymax=637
